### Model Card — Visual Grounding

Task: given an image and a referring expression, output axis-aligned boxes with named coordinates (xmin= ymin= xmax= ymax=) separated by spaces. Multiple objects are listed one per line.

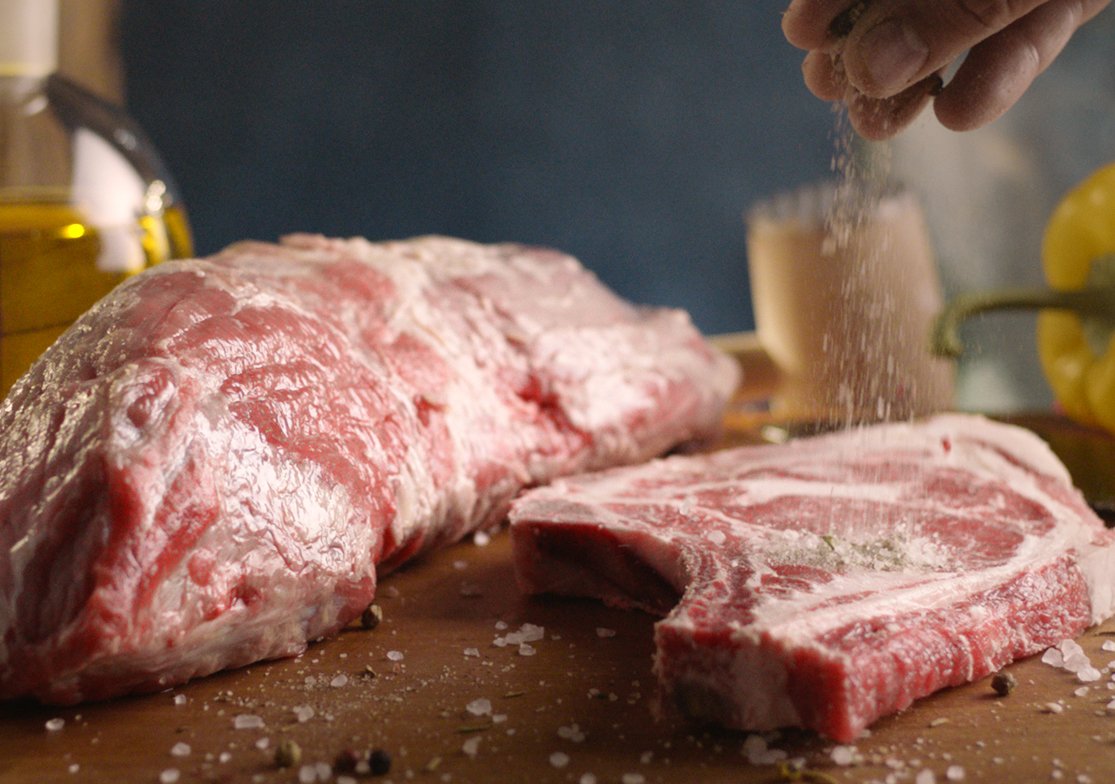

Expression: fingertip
xmin=845 ymin=76 xmax=938 ymax=141
xmin=803 ymin=51 xmax=844 ymax=100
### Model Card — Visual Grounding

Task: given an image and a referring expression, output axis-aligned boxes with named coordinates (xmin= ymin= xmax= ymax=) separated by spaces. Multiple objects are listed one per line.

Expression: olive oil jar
xmin=0 ymin=0 xmax=193 ymax=395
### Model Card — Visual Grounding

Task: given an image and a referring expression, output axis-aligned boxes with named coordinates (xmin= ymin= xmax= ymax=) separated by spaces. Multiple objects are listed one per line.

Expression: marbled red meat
xmin=0 ymin=235 xmax=738 ymax=703
xmin=510 ymin=414 xmax=1115 ymax=741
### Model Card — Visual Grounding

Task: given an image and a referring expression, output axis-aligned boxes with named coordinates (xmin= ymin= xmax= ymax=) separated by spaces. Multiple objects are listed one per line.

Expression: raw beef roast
xmin=510 ymin=414 xmax=1115 ymax=742
xmin=0 ymin=235 xmax=738 ymax=704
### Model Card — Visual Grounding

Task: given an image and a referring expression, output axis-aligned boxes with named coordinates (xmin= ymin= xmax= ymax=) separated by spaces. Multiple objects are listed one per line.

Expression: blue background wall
xmin=118 ymin=1 xmax=838 ymax=335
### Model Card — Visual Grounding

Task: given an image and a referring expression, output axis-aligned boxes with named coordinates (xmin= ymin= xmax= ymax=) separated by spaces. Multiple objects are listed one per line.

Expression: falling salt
xmin=294 ymin=705 xmax=315 ymax=723
xmin=170 ymin=742 xmax=191 ymax=757
xmin=233 ymin=714 xmax=265 ymax=730
xmin=473 ymin=530 xmax=491 ymax=547
xmin=550 ymin=751 xmax=571 ymax=769
xmin=621 ymin=774 xmax=646 ymax=784
xmin=466 ymin=698 xmax=492 ymax=717
xmin=44 ymin=718 xmax=65 ymax=732
xmin=159 ymin=769 xmax=180 ymax=784
xmin=462 ymin=736 xmax=481 ymax=758
xmin=595 ymin=628 xmax=617 ymax=639
xmin=219 ymin=752 xmax=232 ymax=763
xmin=831 ymin=745 xmax=856 ymax=766
xmin=330 ymin=674 xmax=349 ymax=688
xmin=67 ymin=764 xmax=79 ymax=774
xmin=580 ymin=775 xmax=597 ymax=784
xmin=386 ymin=650 xmax=404 ymax=662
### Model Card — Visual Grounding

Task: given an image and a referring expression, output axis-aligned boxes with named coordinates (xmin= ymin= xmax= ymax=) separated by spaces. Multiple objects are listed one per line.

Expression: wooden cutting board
xmin=3 ymin=414 xmax=1115 ymax=784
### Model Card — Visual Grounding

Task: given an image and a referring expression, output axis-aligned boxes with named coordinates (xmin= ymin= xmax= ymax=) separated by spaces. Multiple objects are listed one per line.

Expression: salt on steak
xmin=510 ymin=414 xmax=1115 ymax=742
xmin=0 ymin=234 xmax=738 ymax=704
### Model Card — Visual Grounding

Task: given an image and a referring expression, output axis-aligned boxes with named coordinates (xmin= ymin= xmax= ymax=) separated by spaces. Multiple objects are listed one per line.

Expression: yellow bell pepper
xmin=934 ymin=162 xmax=1115 ymax=431
xmin=1038 ymin=162 xmax=1115 ymax=431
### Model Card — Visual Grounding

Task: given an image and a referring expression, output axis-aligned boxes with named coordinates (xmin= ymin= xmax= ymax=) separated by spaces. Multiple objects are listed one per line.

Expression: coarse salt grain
xmin=453 ymin=559 xmax=468 ymax=571
xmin=1103 ymin=640 xmax=1115 ymax=653
xmin=170 ymin=742 xmax=191 ymax=757
xmin=1065 ymin=653 xmax=1092 ymax=673
xmin=519 ymin=643 xmax=537 ymax=657
xmin=1105 ymin=698 xmax=1115 ymax=713
xmin=464 ymin=647 xmax=480 ymax=658
xmin=219 ymin=751 xmax=232 ymax=763
xmin=173 ymin=694 xmax=187 ymax=706
xmin=466 ymin=698 xmax=492 ymax=716
xmin=1075 ymin=686 xmax=1091 ymax=697
xmin=45 ymin=718 xmax=65 ymax=732
xmin=621 ymin=774 xmax=645 ymax=784
xmin=1042 ymin=648 xmax=1065 ymax=668
xmin=707 ymin=530 xmax=726 ymax=545
xmin=233 ymin=714 xmax=265 ymax=730
xmin=550 ymin=751 xmax=570 ymax=769
xmin=915 ymin=770 xmax=936 ymax=784
xmin=473 ymin=530 xmax=491 ymax=547
xmin=330 ymin=674 xmax=349 ymax=688
xmin=580 ymin=775 xmax=597 ymax=784
xmin=298 ymin=764 xmax=316 ymax=783
xmin=1078 ymin=667 xmax=1103 ymax=683
xmin=294 ymin=705 xmax=315 ymax=723
xmin=255 ymin=737 xmax=270 ymax=750
xmin=462 ymin=736 xmax=481 ymax=758
xmin=558 ymin=724 xmax=586 ymax=742
xmin=159 ymin=769 xmax=180 ymax=784
xmin=595 ymin=628 xmax=616 ymax=639
xmin=946 ymin=765 xmax=966 ymax=781
xmin=831 ymin=745 xmax=856 ymax=766
xmin=1045 ymin=702 xmax=1065 ymax=714
xmin=386 ymin=650 xmax=404 ymax=662
xmin=68 ymin=764 xmax=79 ymax=774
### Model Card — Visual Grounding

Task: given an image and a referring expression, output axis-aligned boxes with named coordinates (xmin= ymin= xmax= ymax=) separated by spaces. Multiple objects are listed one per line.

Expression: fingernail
xmin=858 ymin=19 xmax=928 ymax=95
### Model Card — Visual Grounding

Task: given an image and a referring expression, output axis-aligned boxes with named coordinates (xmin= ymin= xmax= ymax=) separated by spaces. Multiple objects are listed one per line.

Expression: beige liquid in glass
xmin=745 ymin=186 xmax=954 ymax=423
xmin=0 ymin=199 xmax=192 ymax=394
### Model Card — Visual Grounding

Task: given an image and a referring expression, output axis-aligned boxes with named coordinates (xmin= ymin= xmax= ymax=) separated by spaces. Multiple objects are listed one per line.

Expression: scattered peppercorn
xmin=991 ymin=670 xmax=1017 ymax=697
xmin=274 ymin=739 xmax=302 ymax=768
xmin=369 ymin=748 xmax=392 ymax=776
xmin=361 ymin=604 xmax=383 ymax=630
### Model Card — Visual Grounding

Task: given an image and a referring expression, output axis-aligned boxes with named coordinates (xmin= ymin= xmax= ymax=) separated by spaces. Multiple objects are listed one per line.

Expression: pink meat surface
xmin=0 ymin=234 xmax=738 ymax=704
xmin=510 ymin=414 xmax=1115 ymax=742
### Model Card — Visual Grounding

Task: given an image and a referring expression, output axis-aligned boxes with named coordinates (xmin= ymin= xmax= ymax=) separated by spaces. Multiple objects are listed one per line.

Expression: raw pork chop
xmin=0 ymin=235 xmax=738 ymax=704
xmin=510 ymin=414 xmax=1115 ymax=742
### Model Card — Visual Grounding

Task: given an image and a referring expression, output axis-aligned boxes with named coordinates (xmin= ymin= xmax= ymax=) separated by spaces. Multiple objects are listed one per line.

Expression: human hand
xmin=783 ymin=0 xmax=1112 ymax=140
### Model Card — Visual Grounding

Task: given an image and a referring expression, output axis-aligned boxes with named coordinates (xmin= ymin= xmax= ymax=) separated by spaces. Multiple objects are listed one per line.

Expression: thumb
xmin=840 ymin=0 xmax=1046 ymax=97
